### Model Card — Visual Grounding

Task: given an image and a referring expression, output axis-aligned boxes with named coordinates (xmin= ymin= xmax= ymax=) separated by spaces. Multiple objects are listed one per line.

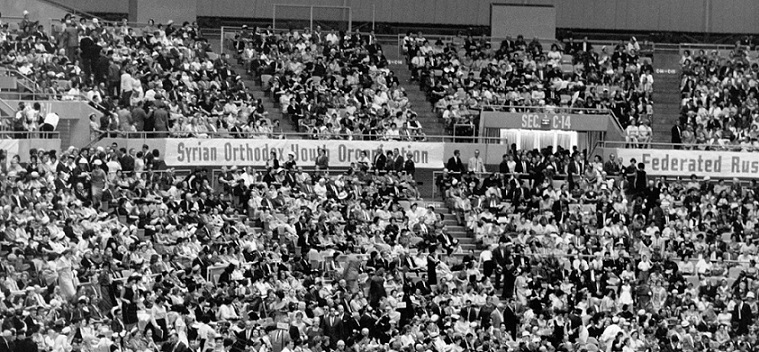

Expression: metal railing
xmin=0 ymin=131 xmax=60 ymax=139
xmin=599 ymin=140 xmax=758 ymax=151
xmin=478 ymin=105 xmax=611 ymax=115
xmin=37 ymin=0 xmax=105 ymax=22
xmin=0 ymin=91 xmax=79 ymax=100
xmin=0 ymin=67 xmax=41 ymax=93
xmin=93 ymin=130 xmax=504 ymax=143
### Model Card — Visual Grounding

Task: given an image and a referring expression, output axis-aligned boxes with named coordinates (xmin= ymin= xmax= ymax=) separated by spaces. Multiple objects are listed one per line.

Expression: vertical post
xmin=348 ymin=8 xmax=352 ymax=32
xmin=397 ymin=33 xmax=401 ymax=61
xmin=272 ymin=5 xmax=276 ymax=31
xmin=219 ymin=26 xmax=225 ymax=54
xmin=372 ymin=4 xmax=375 ymax=31
xmin=310 ymin=6 xmax=314 ymax=31
xmin=704 ymin=0 xmax=711 ymax=41
xmin=431 ymin=172 xmax=437 ymax=199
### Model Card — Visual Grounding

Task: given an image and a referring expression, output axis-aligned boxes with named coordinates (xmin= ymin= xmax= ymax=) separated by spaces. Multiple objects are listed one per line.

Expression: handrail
xmin=0 ymin=67 xmax=41 ymax=93
xmin=0 ymin=91 xmax=101 ymax=103
xmin=478 ymin=105 xmax=611 ymax=115
xmin=92 ymin=130 xmax=504 ymax=143
xmin=0 ymin=97 xmax=17 ymax=116
xmin=0 ymin=131 xmax=60 ymax=138
xmin=600 ymin=141 xmax=758 ymax=151
xmin=35 ymin=0 xmax=105 ymax=22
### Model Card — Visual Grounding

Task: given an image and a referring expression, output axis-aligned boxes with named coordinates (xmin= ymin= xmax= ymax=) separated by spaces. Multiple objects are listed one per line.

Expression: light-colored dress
xmin=56 ymin=256 xmax=76 ymax=299
xmin=618 ymin=283 xmax=634 ymax=307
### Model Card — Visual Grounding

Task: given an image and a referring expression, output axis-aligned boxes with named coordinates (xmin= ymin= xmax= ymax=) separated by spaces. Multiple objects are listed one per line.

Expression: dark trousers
xmin=40 ymin=123 xmax=55 ymax=138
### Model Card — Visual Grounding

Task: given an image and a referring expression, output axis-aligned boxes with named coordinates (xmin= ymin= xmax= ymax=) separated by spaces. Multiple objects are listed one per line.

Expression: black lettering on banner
xmin=337 ymin=145 xmax=345 ymax=162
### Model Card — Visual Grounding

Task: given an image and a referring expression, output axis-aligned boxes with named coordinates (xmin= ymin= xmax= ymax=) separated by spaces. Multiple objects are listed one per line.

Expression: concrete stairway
xmin=229 ymin=64 xmax=296 ymax=133
xmin=389 ymin=63 xmax=447 ymax=137
xmin=423 ymin=199 xmax=479 ymax=259
xmin=652 ymin=49 xmax=683 ymax=144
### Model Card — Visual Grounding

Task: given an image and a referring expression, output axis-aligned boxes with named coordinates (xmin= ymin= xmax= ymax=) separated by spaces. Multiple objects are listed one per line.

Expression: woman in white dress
xmin=514 ymin=268 xmax=530 ymax=306
xmin=55 ymin=250 xmax=77 ymax=300
xmin=617 ymin=279 xmax=634 ymax=309
xmin=650 ymin=281 xmax=667 ymax=312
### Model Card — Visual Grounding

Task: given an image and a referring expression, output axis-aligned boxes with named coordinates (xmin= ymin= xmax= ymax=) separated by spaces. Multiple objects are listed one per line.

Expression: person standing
xmin=151 ymin=96 xmax=169 ymax=138
xmin=404 ymin=152 xmax=416 ymax=178
xmin=40 ymin=112 xmax=59 ymax=138
xmin=492 ymin=240 xmax=510 ymax=291
xmin=634 ymin=162 xmax=647 ymax=195
xmin=62 ymin=19 xmax=80 ymax=63
xmin=468 ymin=149 xmax=486 ymax=174
xmin=734 ymin=293 xmax=754 ymax=335
xmin=671 ymin=119 xmax=683 ymax=149
xmin=91 ymin=159 xmax=107 ymax=209
xmin=119 ymin=68 xmax=134 ymax=107
xmin=315 ymin=148 xmax=329 ymax=171
xmin=446 ymin=150 xmax=464 ymax=174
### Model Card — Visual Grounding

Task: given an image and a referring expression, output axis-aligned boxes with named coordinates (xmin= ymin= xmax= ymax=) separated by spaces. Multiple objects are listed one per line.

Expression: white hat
xmin=681 ymin=320 xmax=690 ymax=328
xmin=92 ymin=18 xmax=99 ymax=24
xmin=748 ymin=292 xmax=756 ymax=299
xmin=94 ymin=159 xmax=103 ymax=166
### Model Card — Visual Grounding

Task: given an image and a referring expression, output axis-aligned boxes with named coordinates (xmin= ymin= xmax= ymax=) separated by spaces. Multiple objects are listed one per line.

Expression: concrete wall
xmin=491 ymin=4 xmax=556 ymax=40
xmin=0 ymin=77 xmax=16 ymax=90
xmin=18 ymin=139 xmax=61 ymax=162
xmin=1 ymin=0 xmax=69 ymax=29
xmin=131 ymin=0 xmax=197 ymax=25
xmin=54 ymin=0 xmax=757 ymax=34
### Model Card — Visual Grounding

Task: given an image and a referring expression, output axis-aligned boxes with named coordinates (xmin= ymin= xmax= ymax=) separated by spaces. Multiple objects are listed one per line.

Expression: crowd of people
xmin=404 ymin=33 xmax=655 ymax=137
xmin=4 ymin=9 xmax=759 ymax=352
xmin=0 ymin=11 xmax=297 ymax=141
xmin=674 ymin=44 xmax=759 ymax=150
xmin=0 ymin=137 xmax=758 ymax=352
xmin=436 ymin=146 xmax=759 ymax=352
xmin=235 ymin=25 xmax=427 ymax=141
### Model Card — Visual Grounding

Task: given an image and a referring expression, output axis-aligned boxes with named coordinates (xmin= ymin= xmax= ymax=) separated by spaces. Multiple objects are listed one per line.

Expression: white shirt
xmin=120 ymin=73 xmax=133 ymax=92
xmin=43 ymin=113 xmax=60 ymax=128
xmin=468 ymin=156 xmax=485 ymax=173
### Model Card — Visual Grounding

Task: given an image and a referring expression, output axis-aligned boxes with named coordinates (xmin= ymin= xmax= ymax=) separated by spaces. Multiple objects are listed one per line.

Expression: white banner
xmin=614 ymin=148 xmax=759 ymax=178
xmin=164 ymin=139 xmax=445 ymax=168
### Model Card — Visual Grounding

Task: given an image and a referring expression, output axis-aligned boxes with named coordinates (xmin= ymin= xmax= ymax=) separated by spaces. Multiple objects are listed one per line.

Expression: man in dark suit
xmin=634 ymin=163 xmax=648 ymax=194
xmin=459 ymin=300 xmax=479 ymax=322
xmin=235 ymin=320 xmax=258 ymax=350
xmin=343 ymin=312 xmax=362 ymax=344
xmin=373 ymin=148 xmax=386 ymax=171
xmin=416 ymin=274 xmax=432 ymax=295
xmin=393 ymin=151 xmax=405 ymax=171
xmin=321 ymin=308 xmax=344 ymax=348
xmin=671 ymin=119 xmax=683 ymax=149
xmin=492 ymin=240 xmax=510 ymax=289
xmin=503 ymin=299 xmax=519 ymax=340
xmin=498 ymin=154 xmax=510 ymax=174
xmin=735 ymin=293 xmax=755 ymax=335
xmin=0 ymin=332 xmax=13 ymax=352
xmin=162 ymin=331 xmax=189 ymax=352
xmin=567 ymin=154 xmax=584 ymax=189
xmin=446 ymin=150 xmax=464 ymax=174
